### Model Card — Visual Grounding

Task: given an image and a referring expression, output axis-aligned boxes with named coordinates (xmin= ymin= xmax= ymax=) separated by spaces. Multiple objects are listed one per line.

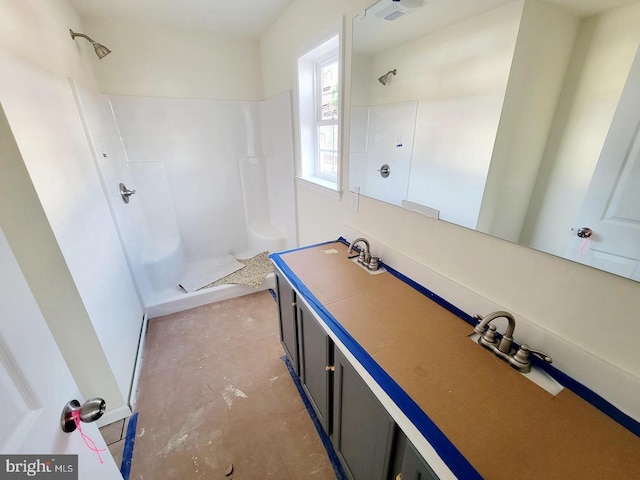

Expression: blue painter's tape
xmin=280 ymin=355 xmax=346 ymax=479
xmin=269 ymin=239 xmax=340 ymax=259
xmin=268 ymin=288 xmax=277 ymax=303
xmin=384 ymin=264 xmax=476 ymax=325
xmin=537 ymin=361 xmax=640 ymax=437
xmin=120 ymin=412 xmax=138 ymax=480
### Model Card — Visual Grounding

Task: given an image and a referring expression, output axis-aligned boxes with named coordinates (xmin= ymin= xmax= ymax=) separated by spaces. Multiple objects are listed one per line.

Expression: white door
xmin=0 ymin=228 xmax=122 ymax=480
xmin=565 ymin=48 xmax=640 ymax=281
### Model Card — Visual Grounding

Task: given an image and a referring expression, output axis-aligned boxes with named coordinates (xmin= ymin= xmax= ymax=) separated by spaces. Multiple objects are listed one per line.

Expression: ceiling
xmin=69 ymin=0 xmax=639 ymax=39
xmin=547 ymin=0 xmax=640 ymax=15
xmin=353 ymin=0 xmax=640 ymax=55
xmin=68 ymin=0 xmax=294 ymax=38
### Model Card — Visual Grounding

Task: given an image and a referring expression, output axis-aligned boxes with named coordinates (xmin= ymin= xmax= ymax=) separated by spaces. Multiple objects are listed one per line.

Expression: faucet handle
xmin=512 ymin=344 xmax=552 ymax=372
xmin=481 ymin=324 xmax=499 ymax=346
xmin=367 ymin=256 xmax=380 ymax=271
xmin=522 ymin=345 xmax=552 ymax=363
xmin=472 ymin=313 xmax=486 ymax=334
xmin=357 ymin=251 xmax=371 ymax=264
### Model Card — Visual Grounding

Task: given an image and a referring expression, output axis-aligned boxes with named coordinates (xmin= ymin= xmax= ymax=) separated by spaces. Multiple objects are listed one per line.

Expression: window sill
xmin=296 ymin=176 xmax=342 ymax=200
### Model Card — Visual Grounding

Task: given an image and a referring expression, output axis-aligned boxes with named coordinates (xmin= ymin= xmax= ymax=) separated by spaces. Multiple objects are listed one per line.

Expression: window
xmin=316 ymin=56 xmax=339 ymax=180
xmin=297 ymin=29 xmax=341 ymax=194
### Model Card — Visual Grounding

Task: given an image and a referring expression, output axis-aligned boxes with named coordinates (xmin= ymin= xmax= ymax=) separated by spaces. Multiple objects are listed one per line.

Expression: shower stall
xmin=72 ymin=81 xmax=296 ymax=317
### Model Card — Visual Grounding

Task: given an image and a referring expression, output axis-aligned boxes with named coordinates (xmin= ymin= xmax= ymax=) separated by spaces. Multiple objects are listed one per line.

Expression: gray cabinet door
xmin=391 ymin=430 xmax=439 ymax=480
xmin=333 ymin=348 xmax=396 ymax=480
xmin=298 ymin=301 xmax=332 ymax=433
xmin=275 ymin=270 xmax=299 ymax=374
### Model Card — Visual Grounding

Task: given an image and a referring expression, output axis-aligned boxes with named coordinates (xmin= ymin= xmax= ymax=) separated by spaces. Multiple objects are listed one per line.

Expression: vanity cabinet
xmin=297 ymin=300 xmax=333 ymax=433
xmin=274 ymin=264 xmax=437 ymax=480
xmin=391 ymin=431 xmax=439 ymax=480
xmin=275 ymin=270 xmax=299 ymax=374
xmin=332 ymin=347 xmax=397 ymax=480
xmin=272 ymin=242 xmax=640 ymax=479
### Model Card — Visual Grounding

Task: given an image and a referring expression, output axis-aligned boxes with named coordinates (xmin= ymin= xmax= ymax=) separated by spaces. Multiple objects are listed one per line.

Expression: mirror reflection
xmin=349 ymin=0 xmax=640 ymax=281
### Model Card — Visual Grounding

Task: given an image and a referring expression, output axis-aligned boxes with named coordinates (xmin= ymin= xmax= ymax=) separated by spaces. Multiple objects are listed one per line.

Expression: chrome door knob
xmin=576 ymin=227 xmax=593 ymax=238
xmin=61 ymin=397 xmax=106 ymax=433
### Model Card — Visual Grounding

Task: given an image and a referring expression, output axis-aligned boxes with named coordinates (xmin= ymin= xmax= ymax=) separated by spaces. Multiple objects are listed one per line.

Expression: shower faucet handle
xmin=119 ymin=182 xmax=136 ymax=204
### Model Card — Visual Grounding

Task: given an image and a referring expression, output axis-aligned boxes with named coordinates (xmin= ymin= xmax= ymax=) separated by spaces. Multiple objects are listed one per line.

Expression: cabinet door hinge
xmin=291 ymin=302 xmax=297 ymax=307
xmin=325 ymin=365 xmax=335 ymax=372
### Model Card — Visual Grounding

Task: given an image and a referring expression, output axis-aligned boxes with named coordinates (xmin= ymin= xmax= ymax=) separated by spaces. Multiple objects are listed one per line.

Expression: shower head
xmin=70 ymin=29 xmax=111 ymax=59
xmin=378 ymin=69 xmax=397 ymax=86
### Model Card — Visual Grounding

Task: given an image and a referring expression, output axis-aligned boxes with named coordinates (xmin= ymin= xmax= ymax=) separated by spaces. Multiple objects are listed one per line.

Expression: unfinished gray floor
xmin=128 ymin=290 xmax=335 ymax=479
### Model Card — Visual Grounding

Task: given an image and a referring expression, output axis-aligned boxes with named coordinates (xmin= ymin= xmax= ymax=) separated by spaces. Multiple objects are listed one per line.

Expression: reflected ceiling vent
xmin=372 ymin=0 xmax=426 ymax=21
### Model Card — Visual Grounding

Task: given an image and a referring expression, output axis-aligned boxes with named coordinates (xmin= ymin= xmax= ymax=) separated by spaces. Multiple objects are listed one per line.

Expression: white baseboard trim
xmin=128 ymin=313 xmax=148 ymax=412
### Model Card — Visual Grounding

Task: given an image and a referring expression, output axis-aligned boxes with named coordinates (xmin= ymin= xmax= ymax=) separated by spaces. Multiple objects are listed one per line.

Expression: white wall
xmin=399 ymin=3 xmax=521 ymax=228
xmin=109 ymin=93 xmax=297 ymax=263
xmin=82 ymin=17 xmax=263 ymax=101
xmin=0 ymin=0 xmax=142 ymax=416
xmin=262 ymin=0 xmax=363 ymax=244
xmin=523 ymin=3 xmax=640 ymax=255
xmin=260 ymin=0 xmax=640 ymax=414
xmin=260 ymin=92 xmax=298 ymax=250
xmin=479 ymin=0 xmax=579 ymax=242
xmin=110 ymin=95 xmax=254 ymax=261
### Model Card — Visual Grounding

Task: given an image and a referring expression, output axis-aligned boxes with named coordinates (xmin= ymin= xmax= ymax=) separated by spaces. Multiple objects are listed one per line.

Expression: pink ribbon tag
xmin=71 ymin=410 xmax=106 ymax=464
xmin=578 ymin=237 xmax=590 ymax=256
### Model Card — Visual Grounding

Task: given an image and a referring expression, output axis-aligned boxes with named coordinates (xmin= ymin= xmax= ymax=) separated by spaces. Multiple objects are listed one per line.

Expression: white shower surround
xmin=107 ymin=92 xmax=296 ymax=314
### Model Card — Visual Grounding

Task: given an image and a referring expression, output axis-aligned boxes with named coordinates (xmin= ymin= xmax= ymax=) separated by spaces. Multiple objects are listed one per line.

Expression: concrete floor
xmin=112 ymin=290 xmax=335 ymax=479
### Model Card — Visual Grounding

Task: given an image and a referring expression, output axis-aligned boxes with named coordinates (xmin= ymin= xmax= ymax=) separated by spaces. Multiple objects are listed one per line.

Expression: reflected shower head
xmin=378 ymin=69 xmax=397 ymax=86
xmin=70 ymin=29 xmax=111 ymax=59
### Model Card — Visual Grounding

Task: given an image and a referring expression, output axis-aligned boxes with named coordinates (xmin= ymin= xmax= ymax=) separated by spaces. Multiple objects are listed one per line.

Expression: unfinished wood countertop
xmin=279 ymin=242 xmax=640 ymax=480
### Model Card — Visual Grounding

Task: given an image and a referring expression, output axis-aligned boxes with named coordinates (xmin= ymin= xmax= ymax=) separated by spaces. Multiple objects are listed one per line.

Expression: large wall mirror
xmin=350 ymin=0 xmax=640 ymax=282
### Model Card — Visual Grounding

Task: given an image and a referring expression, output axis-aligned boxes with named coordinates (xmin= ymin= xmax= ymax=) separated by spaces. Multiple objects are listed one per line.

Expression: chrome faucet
xmin=347 ymin=237 xmax=370 ymax=255
xmin=347 ymin=237 xmax=381 ymax=271
xmin=474 ymin=310 xmax=516 ymax=354
xmin=347 ymin=237 xmax=370 ymax=263
xmin=473 ymin=310 xmax=552 ymax=373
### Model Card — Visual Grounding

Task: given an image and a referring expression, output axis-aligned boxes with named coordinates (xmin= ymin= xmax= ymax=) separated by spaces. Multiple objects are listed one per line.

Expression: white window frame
xmin=295 ymin=20 xmax=343 ymax=197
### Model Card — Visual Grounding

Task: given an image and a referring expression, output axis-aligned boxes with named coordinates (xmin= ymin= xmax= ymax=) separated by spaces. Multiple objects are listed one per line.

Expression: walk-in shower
xmin=72 ymin=81 xmax=296 ymax=317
